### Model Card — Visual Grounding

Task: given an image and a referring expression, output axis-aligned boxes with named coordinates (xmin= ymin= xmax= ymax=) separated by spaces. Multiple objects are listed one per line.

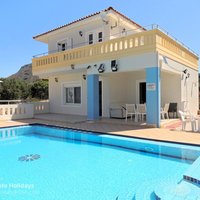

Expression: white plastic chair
xmin=136 ymin=104 xmax=146 ymax=121
xmin=179 ymin=110 xmax=196 ymax=131
xmin=125 ymin=104 xmax=137 ymax=122
xmin=161 ymin=103 xmax=169 ymax=119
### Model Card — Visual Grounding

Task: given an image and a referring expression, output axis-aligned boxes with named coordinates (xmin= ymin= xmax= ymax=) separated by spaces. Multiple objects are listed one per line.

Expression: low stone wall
xmin=0 ymin=104 xmax=34 ymax=120
xmin=0 ymin=101 xmax=50 ymax=120
xmin=32 ymin=101 xmax=50 ymax=114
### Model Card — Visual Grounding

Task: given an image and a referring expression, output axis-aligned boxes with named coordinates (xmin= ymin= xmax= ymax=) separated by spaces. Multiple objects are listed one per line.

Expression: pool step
xmin=117 ymin=156 xmax=200 ymax=200
xmin=183 ymin=156 xmax=200 ymax=186
xmin=153 ymin=180 xmax=200 ymax=200
xmin=153 ymin=156 xmax=200 ymax=200
xmin=117 ymin=180 xmax=200 ymax=200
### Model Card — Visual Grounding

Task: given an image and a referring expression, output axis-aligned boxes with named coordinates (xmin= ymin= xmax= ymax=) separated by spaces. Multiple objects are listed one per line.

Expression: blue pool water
xmin=0 ymin=125 xmax=200 ymax=200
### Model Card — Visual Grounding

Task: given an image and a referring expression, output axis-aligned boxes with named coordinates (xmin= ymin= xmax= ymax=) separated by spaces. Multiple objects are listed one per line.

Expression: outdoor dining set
xmin=109 ymin=102 xmax=200 ymax=132
xmin=179 ymin=110 xmax=200 ymax=132
xmin=109 ymin=102 xmax=178 ymax=122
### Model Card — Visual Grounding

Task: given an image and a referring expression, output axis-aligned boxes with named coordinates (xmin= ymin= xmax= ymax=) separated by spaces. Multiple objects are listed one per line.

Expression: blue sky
xmin=0 ymin=0 xmax=199 ymax=77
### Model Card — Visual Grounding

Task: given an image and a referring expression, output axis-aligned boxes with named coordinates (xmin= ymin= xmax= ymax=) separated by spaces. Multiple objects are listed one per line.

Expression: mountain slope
xmin=9 ymin=64 xmax=39 ymax=82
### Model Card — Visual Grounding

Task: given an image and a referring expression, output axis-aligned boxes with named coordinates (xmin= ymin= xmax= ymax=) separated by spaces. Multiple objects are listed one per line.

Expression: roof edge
xmin=33 ymin=7 xmax=145 ymax=40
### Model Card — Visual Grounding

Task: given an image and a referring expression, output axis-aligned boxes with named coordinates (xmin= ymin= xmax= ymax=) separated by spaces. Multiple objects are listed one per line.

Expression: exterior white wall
xmin=46 ymin=53 xmax=156 ymax=117
xmin=47 ymin=15 xmax=144 ymax=53
xmin=48 ymin=20 xmax=108 ymax=53
xmin=48 ymin=70 xmax=146 ymax=118
xmin=87 ymin=52 xmax=157 ymax=75
xmin=47 ymin=53 xmax=198 ymax=118
xmin=160 ymin=55 xmax=199 ymax=115
xmin=99 ymin=71 xmax=145 ymax=117
xmin=161 ymin=72 xmax=181 ymax=111
xmin=49 ymin=73 xmax=87 ymax=116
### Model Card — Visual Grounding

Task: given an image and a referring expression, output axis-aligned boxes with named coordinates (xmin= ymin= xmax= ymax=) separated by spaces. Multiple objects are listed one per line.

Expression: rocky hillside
xmin=9 ymin=64 xmax=39 ymax=82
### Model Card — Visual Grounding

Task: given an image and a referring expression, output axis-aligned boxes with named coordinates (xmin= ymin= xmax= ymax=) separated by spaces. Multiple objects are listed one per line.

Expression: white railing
xmin=33 ymin=25 xmax=198 ymax=58
xmin=0 ymin=100 xmax=23 ymax=104
xmin=0 ymin=100 xmax=50 ymax=120
xmin=33 ymin=100 xmax=50 ymax=114
xmin=33 ymin=26 xmax=198 ymax=74
xmin=0 ymin=104 xmax=34 ymax=120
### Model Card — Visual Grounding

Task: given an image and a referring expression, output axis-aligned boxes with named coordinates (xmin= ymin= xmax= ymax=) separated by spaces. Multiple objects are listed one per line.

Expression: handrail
xmin=33 ymin=29 xmax=157 ymax=70
xmin=0 ymin=100 xmax=23 ymax=104
xmin=33 ymin=26 xmax=148 ymax=58
xmin=33 ymin=24 xmax=198 ymax=58
xmin=153 ymin=25 xmax=198 ymax=57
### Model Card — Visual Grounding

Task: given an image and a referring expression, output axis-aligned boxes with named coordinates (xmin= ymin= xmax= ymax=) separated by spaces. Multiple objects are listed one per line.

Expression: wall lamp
xmin=71 ymin=64 xmax=75 ymax=70
xmin=111 ymin=22 xmax=117 ymax=29
xmin=79 ymin=31 xmax=83 ymax=37
xmin=122 ymin=28 xmax=126 ymax=33
xmin=55 ymin=77 xmax=58 ymax=82
xmin=87 ymin=65 xmax=91 ymax=69
xmin=98 ymin=64 xmax=105 ymax=73
xmin=183 ymin=69 xmax=188 ymax=74
xmin=83 ymin=74 xmax=86 ymax=80
xmin=111 ymin=60 xmax=118 ymax=72
xmin=186 ymin=73 xmax=190 ymax=79
xmin=182 ymin=69 xmax=190 ymax=79
xmin=87 ymin=64 xmax=98 ymax=70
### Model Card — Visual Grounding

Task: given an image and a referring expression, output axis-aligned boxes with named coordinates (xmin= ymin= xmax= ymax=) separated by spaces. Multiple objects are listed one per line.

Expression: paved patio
xmin=34 ymin=113 xmax=152 ymax=126
xmin=34 ymin=113 xmax=182 ymax=127
xmin=0 ymin=113 xmax=200 ymax=145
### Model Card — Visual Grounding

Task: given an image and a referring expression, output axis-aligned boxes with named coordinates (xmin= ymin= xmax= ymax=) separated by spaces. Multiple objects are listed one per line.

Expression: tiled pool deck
xmin=1 ymin=114 xmax=200 ymax=146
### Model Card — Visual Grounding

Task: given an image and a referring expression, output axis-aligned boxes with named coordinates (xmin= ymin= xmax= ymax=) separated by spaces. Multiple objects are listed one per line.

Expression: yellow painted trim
xmin=32 ymin=29 xmax=198 ymax=75
xmin=155 ymin=30 xmax=198 ymax=70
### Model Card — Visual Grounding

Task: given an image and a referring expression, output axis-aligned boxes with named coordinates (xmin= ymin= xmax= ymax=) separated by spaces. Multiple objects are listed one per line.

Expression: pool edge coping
xmin=1 ymin=122 xmax=200 ymax=147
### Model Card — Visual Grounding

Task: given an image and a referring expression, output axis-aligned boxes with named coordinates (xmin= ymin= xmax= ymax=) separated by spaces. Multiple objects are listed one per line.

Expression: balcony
xmin=32 ymin=28 xmax=198 ymax=76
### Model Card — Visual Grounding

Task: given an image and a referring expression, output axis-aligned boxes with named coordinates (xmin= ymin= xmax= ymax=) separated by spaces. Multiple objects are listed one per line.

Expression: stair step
xmin=154 ymin=181 xmax=200 ymax=200
xmin=184 ymin=156 xmax=200 ymax=185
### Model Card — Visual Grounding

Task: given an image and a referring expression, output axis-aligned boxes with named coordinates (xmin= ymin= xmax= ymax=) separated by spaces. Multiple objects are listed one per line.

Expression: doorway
xmin=139 ymin=82 xmax=146 ymax=104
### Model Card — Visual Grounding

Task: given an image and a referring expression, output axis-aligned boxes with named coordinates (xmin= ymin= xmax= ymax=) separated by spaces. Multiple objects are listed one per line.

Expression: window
xmin=89 ymin=34 xmax=93 ymax=44
xmin=65 ymin=86 xmax=81 ymax=104
xmin=98 ymin=32 xmax=103 ymax=42
xmin=61 ymin=43 xmax=66 ymax=51
xmin=57 ymin=41 xmax=67 ymax=52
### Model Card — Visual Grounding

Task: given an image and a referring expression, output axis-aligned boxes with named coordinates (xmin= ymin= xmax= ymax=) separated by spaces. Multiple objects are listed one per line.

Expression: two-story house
xmin=32 ymin=7 xmax=199 ymax=127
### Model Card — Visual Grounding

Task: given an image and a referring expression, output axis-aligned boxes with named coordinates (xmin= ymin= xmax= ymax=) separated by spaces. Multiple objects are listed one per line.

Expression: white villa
xmin=32 ymin=7 xmax=199 ymax=127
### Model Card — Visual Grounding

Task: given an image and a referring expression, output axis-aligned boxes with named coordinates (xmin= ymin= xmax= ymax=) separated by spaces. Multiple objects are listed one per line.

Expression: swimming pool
xmin=0 ymin=125 xmax=200 ymax=200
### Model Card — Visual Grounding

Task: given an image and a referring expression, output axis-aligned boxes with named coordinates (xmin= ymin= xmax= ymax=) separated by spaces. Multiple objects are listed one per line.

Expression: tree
xmin=30 ymin=80 xmax=48 ymax=100
xmin=0 ymin=79 xmax=30 ymax=100
xmin=0 ymin=78 xmax=48 ymax=101
xmin=0 ymin=78 xmax=5 ymax=99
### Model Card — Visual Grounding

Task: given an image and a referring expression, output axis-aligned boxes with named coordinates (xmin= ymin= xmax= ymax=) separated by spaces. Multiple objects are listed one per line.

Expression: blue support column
xmin=146 ymin=67 xmax=161 ymax=127
xmin=87 ymin=74 xmax=99 ymax=120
